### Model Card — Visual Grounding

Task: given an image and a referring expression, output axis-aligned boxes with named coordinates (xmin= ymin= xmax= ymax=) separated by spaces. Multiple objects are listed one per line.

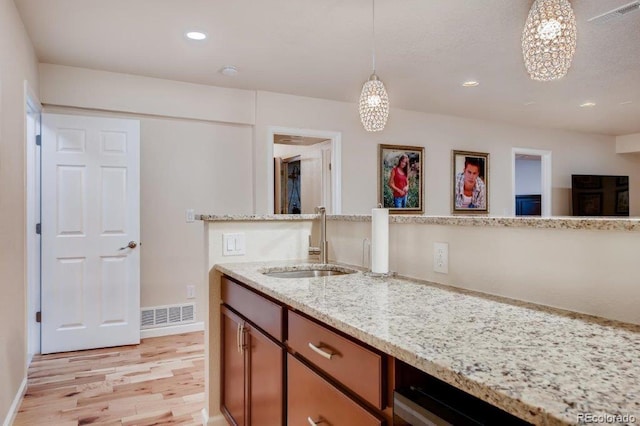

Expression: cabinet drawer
xmin=222 ymin=276 xmax=284 ymax=341
xmin=288 ymin=354 xmax=384 ymax=426
xmin=288 ymin=310 xmax=384 ymax=409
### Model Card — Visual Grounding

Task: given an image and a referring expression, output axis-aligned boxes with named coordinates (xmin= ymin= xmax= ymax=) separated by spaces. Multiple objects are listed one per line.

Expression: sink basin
xmin=262 ymin=265 xmax=357 ymax=279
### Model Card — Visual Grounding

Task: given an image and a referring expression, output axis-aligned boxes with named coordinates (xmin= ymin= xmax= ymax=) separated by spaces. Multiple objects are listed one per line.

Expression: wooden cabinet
xmin=220 ymin=275 xmax=388 ymax=425
xmin=288 ymin=354 xmax=384 ymax=426
xmin=220 ymin=278 xmax=284 ymax=426
xmin=288 ymin=310 xmax=384 ymax=409
xmin=221 ymin=276 xmax=283 ymax=341
xmin=221 ymin=307 xmax=246 ymax=425
xmin=247 ymin=321 xmax=283 ymax=425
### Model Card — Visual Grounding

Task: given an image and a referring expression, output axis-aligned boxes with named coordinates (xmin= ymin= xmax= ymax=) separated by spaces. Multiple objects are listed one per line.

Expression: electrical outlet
xmin=186 ymin=285 xmax=195 ymax=299
xmin=185 ymin=209 xmax=195 ymax=223
xmin=433 ymin=242 xmax=449 ymax=274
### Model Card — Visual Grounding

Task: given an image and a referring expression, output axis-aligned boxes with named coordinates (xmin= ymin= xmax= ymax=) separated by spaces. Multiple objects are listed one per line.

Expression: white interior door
xmin=41 ymin=113 xmax=140 ymax=354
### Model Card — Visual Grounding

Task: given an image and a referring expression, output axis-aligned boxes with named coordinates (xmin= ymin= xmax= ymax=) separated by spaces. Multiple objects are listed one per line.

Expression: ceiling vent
xmin=588 ymin=1 xmax=640 ymax=23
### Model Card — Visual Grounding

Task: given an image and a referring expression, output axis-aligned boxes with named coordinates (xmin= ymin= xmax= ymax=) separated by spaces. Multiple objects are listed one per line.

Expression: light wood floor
xmin=13 ymin=332 xmax=205 ymax=426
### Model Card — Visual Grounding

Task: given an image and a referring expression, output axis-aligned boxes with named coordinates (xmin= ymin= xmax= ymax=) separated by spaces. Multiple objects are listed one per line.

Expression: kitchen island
xmin=215 ymin=260 xmax=640 ymax=426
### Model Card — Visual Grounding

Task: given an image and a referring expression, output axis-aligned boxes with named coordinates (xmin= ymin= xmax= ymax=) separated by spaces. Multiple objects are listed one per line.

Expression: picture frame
xmin=452 ymin=150 xmax=489 ymax=214
xmin=378 ymin=144 xmax=424 ymax=214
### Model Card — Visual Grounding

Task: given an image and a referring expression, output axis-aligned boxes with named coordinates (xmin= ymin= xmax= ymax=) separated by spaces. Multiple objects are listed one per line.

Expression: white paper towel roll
xmin=371 ymin=208 xmax=389 ymax=273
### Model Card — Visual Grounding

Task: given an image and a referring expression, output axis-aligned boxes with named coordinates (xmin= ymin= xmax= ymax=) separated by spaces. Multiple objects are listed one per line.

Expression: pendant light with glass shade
xmin=522 ymin=0 xmax=577 ymax=81
xmin=359 ymin=0 xmax=389 ymax=132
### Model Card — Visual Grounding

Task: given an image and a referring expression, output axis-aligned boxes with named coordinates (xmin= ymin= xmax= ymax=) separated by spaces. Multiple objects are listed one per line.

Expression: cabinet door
xmin=288 ymin=354 xmax=384 ymax=426
xmin=247 ymin=324 xmax=284 ymax=425
xmin=221 ymin=307 xmax=246 ymax=426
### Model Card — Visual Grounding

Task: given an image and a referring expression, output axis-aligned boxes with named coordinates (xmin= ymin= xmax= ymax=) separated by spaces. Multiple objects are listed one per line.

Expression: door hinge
xmin=36 ymin=311 xmax=41 ymax=323
xmin=36 ymin=135 xmax=42 ymax=146
xmin=329 ymin=162 xmax=332 ymax=171
xmin=36 ymin=223 xmax=41 ymax=234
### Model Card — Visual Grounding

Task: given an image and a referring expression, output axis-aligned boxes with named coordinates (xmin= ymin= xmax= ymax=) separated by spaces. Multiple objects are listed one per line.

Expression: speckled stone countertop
xmin=215 ymin=261 xmax=640 ymax=426
xmin=197 ymin=214 xmax=640 ymax=232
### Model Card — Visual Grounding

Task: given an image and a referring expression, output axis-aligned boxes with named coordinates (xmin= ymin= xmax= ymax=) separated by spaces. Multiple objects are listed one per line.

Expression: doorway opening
xmin=267 ymin=127 xmax=342 ymax=214
xmin=512 ymin=148 xmax=552 ymax=217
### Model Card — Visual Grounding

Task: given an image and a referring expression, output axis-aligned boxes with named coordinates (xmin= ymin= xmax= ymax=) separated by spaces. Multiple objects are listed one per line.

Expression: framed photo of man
xmin=378 ymin=144 xmax=424 ymax=214
xmin=452 ymin=150 xmax=489 ymax=214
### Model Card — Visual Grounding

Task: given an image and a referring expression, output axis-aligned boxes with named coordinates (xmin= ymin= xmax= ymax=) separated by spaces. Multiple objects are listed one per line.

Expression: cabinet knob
xmin=307 ymin=416 xmax=325 ymax=425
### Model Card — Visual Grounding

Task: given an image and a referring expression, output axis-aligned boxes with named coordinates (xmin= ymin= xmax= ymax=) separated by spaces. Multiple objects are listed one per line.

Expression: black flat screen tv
xmin=571 ymin=175 xmax=629 ymax=216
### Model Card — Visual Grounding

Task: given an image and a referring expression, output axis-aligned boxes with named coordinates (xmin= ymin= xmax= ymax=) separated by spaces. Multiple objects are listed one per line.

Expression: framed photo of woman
xmin=452 ymin=150 xmax=489 ymax=214
xmin=378 ymin=144 xmax=424 ymax=214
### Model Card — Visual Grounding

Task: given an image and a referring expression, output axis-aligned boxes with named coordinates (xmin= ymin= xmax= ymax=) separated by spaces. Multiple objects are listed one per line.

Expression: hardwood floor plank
xmin=14 ymin=331 xmax=204 ymax=426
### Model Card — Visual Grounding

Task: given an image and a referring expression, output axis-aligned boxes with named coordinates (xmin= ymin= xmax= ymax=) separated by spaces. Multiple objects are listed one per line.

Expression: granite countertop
xmin=197 ymin=214 xmax=640 ymax=232
xmin=215 ymin=261 xmax=640 ymax=426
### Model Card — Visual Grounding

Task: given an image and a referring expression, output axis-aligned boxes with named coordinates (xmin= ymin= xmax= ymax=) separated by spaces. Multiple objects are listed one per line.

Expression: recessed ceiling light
xmin=186 ymin=31 xmax=207 ymax=41
xmin=579 ymin=102 xmax=596 ymax=108
xmin=462 ymin=81 xmax=479 ymax=87
xmin=524 ymin=101 xmax=536 ymax=106
xmin=619 ymin=101 xmax=633 ymax=106
xmin=220 ymin=66 xmax=239 ymax=77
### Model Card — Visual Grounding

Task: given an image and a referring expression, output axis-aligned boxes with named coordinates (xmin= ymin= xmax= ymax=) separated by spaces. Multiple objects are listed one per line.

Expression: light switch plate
xmin=223 ymin=233 xmax=246 ymax=256
xmin=185 ymin=209 xmax=195 ymax=223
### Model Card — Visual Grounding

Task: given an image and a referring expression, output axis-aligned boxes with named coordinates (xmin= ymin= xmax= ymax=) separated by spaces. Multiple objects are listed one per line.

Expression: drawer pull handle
xmin=237 ymin=323 xmax=242 ymax=354
xmin=307 ymin=416 xmax=325 ymax=425
xmin=308 ymin=342 xmax=333 ymax=360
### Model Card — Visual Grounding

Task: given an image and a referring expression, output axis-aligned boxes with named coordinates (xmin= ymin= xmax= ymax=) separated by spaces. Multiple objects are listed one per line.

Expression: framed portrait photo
xmin=378 ymin=144 xmax=424 ymax=214
xmin=452 ymin=150 xmax=489 ymax=214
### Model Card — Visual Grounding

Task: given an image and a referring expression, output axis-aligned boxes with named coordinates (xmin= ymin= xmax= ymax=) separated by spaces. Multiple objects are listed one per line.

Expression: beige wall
xmin=40 ymin=64 xmax=255 ymax=125
xmin=616 ymin=133 xmax=640 ymax=153
xmin=39 ymin=65 xmax=257 ymax=326
xmin=0 ymin=0 xmax=39 ymax=421
xmin=329 ymin=219 xmax=640 ymax=325
xmin=203 ymin=217 xmax=640 ymax=421
xmin=42 ymin=105 xmax=255 ymax=324
xmin=204 ymin=220 xmax=316 ymax=424
xmin=35 ymin=63 xmax=640 ymax=424
xmin=255 ymin=91 xmax=640 ymax=216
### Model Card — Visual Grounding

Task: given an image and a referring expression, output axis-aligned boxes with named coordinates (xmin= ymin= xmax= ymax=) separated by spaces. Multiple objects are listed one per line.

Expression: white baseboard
xmin=2 ymin=377 xmax=27 ymax=426
xmin=201 ymin=408 xmax=228 ymax=425
xmin=141 ymin=321 xmax=204 ymax=339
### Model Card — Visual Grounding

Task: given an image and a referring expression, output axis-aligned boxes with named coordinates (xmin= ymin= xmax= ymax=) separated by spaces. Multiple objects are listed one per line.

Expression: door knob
xmin=119 ymin=241 xmax=138 ymax=250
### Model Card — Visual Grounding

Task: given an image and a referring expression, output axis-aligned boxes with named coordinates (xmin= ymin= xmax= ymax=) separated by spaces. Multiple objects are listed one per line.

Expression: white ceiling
xmin=14 ymin=0 xmax=640 ymax=136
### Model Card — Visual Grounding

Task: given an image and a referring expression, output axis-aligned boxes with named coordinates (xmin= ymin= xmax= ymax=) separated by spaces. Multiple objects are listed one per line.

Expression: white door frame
xmin=511 ymin=148 xmax=552 ymax=217
xmin=25 ymin=81 xmax=42 ymax=362
xmin=267 ymin=126 xmax=342 ymax=214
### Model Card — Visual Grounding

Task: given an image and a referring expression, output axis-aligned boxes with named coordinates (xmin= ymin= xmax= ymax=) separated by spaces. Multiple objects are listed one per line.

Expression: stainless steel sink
xmin=262 ymin=265 xmax=357 ymax=279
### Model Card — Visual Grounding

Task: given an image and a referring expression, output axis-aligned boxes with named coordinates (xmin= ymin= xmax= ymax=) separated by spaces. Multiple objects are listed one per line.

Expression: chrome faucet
xmin=308 ymin=206 xmax=328 ymax=264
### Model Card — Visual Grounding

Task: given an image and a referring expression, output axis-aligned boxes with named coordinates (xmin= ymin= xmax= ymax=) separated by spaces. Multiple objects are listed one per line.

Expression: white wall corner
xmin=2 ymin=377 xmax=27 ymax=426
xmin=616 ymin=133 xmax=640 ymax=153
xmin=201 ymin=408 xmax=227 ymax=426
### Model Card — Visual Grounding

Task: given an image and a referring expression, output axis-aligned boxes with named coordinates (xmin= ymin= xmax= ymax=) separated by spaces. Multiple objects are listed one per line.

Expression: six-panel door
xmin=41 ymin=113 xmax=140 ymax=354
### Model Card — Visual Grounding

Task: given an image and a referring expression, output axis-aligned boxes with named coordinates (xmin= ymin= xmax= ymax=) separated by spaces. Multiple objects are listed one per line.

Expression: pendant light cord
xmin=372 ymin=0 xmax=376 ymax=74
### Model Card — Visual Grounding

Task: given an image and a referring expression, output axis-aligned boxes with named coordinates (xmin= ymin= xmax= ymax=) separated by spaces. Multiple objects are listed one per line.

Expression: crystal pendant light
xmin=359 ymin=0 xmax=389 ymax=132
xmin=522 ymin=0 xmax=577 ymax=81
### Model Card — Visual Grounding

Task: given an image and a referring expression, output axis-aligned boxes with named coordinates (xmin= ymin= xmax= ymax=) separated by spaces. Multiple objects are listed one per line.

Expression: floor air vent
xmin=141 ymin=303 xmax=196 ymax=329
